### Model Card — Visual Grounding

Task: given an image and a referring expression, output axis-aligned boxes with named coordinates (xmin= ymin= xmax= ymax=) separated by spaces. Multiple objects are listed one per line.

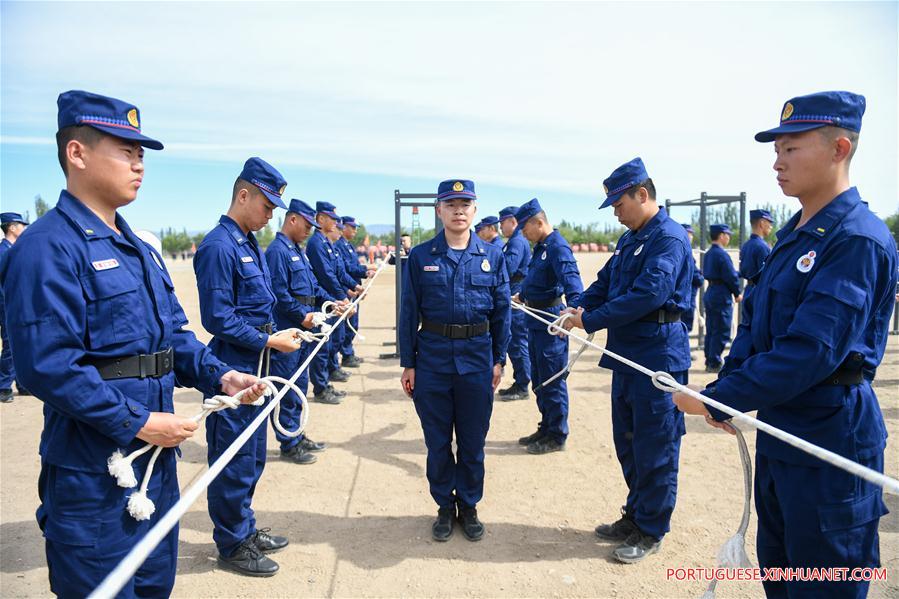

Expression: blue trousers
xmin=413 ymin=368 xmax=494 ymax=508
xmin=528 ymin=327 xmax=569 ymax=443
xmin=271 ymin=343 xmax=311 ymax=452
xmin=39 ymin=459 xmax=179 ymax=598
xmin=755 ymin=452 xmax=887 ymax=599
xmin=206 ymin=401 xmax=268 ymax=556
xmin=0 ymin=298 xmax=16 ymax=390
xmin=310 ymin=322 xmax=343 ymax=393
xmin=703 ymin=294 xmax=732 ymax=368
xmin=683 ymin=288 xmax=699 ymax=335
xmin=508 ymin=310 xmax=530 ymax=387
xmin=326 ymin=321 xmax=346 ymax=377
xmin=610 ymin=370 xmax=686 ymax=540
xmin=341 ymin=308 xmax=359 ymax=357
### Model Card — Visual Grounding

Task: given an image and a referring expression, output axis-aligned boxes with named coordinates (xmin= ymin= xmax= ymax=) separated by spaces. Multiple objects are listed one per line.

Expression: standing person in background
xmin=680 ymin=223 xmax=703 ymax=359
xmin=496 ymin=205 xmax=531 ymax=401
xmin=702 ymin=223 xmax=741 ymax=373
xmin=0 ymin=211 xmax=29 ymax=403
xmin=337 ymin=215 xmax=375 ymax=368
xmin=738 ymin=209 xmax=774 ymax=322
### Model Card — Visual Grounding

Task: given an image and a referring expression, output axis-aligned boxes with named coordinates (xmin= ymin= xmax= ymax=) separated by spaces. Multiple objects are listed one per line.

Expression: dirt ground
xmin=1 ymin=252 xmax=897 ymax=598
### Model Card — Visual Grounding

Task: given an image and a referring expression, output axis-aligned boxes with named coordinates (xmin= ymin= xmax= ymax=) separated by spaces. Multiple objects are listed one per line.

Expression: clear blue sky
xmin=2 ymin=1 xmax=896 ymax=233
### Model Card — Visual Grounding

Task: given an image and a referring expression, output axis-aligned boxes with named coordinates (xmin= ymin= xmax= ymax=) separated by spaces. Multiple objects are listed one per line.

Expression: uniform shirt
xmin=335 ymin=236 xmax=367 ymax=283
xmin=306 ymin=230 xmax=353 ymax=301
xmin=399 ymin=231 xmax=511 ymax=374
xmin=502 ymin=229 xmax=530 ymax=296
xmin=0 ymin=238 xmax=11 ymax=258
xmin=739 ymin=233 xmax=771 ymax=282
xmin=520 ymin=229 xmax=583 ymax=329
xmin=0 ymin=190 xmax=228 ymax=471
xmin=576 ymin=207 xmax=692 ymax=374
xmin=194 ymin=215 xmax=277 ymax=369
xmin=264 ymin=232 xmax=333 ymax=332
xmin=690 ymin=253 xmax=704 ymax=291
xmin=705 ymin=188 xmax=897 ymax=465
xmin=703 ymin=244 xmax=741 ymax=297
xmin=488 ymin=235 xmax=504 ymax=249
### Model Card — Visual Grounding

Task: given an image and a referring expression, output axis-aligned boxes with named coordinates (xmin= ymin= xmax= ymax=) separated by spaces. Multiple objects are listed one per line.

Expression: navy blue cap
xmin=499 ymin=205 xmax=519 ymax=221
xmin=755 ymin=91 xmax=865 ymax=143
xmin=749 ymin=209 xmax=774 ymax=223
xmin=710 ymin=223 xmax=733 ymax=236
xmin=57 ymin=90 xmax=163 ymax=150
xmin=682 ymin=223 xmax=694 ymax=234
xmin=315 ymin=201 xmax=339 ymax=220
xmin=1 ymin=212 xmax=29 ymax=225
xmin=287 ymin=199 xmax=319 ymax=228
xmin=335 ymin=220 xmax=345 ymax=230
xmin=341 ymin=216 xmax=358 ymax=228
xmin=436 ymin=179 xmax=477 ymax=202
xmin=475 ymin=216 xmax=499 ymax=232
xmin=600 ymin=157 xmax=649 ymax=209
xmin=239 ymin=157 xmax=287 ymax=209
xmin=514 ymin=198 xmax=543 ymax=231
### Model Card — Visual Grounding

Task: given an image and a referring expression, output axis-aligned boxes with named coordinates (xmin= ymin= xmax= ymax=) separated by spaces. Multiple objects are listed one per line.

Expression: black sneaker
xmin=595 ymin=509 xmax=637 ymax=541
xmin=249 ymin=528 xmax=289 ymax=553
xmin=326 ymin=384 xmax=347 ymax=398
xmin=498 ymin=383 xmax=528 ymax=401
xmin=527 ymin=436 xmax=565 ymax=455
xmin=518 ymin=429 xmax=545 ymax=446
xmin=281 ymin=444 xmax=317 ymax=465
xmin=0 ymin=389 xmax=13 ymax=404
xmin=329 ymin=369 xmax=350 ymax=382
xmin=300 ymin=436 xmax=327 ymax=452
xmin=313 ymin=388 xmax=341 ymax=405
xmin=613 ymin=529 xmax=662 ymax=564
xmin=432 ymin=506 xmax=455 ymax=542
xmin=341 ymin=355 xmax=364 ymax=368
xmin=217 ymin=540 xmax=279 ymax=577
xmin=457 ymin=506 xmax=485 ymax=542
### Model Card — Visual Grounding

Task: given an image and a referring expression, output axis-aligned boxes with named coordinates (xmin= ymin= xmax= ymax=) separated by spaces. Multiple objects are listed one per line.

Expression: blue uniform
xmin=739 ymin=233 xmax=771 ymax=283
xmin=0 ymin=238 xmax=15 ymax=392
xmin=702 ymin=244 xmax=740 ymax=369
xmin=502 ymin=229 xmax=531 ymax=388
xmin=488 ymin=235 xmax=504 ymax=249
xmin=399 ymin=231 xmax=510 ymax=508
xmin=704 ymin=188 xmax=895 ymax=598
xmin=335 ymin=236 xmax=366 ymax=359
xmin=194 ymin=215 xmax=278 ymax=557
xmin=520 ymin=230 xmax=583 ymax=443
xmin=683 ymin=250 xmax=704 ymax=335
xmin=306 ymin=230 xmax=352 ymax=392
xmin=264 ymin=232 xmax=333 ymax=452
xmin=576 ymin=207 xmax=692 ymax=539
xmin=1 ymin=190 xmax=229 ymax=597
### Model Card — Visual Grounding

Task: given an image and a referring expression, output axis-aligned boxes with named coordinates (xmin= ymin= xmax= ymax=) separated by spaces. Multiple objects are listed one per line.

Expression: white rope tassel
xmin=126 ymin=445 xmax=162 ymax=521
xmin=107 ymin=443 xmax=155 ymax=488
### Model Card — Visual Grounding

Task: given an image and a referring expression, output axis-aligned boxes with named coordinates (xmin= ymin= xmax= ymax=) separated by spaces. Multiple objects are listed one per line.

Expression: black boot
xmin=432 ymin=506 xmax=455 ymax=542
xmin=342 ymin=355 xmax=364 ymax=368
xmin=498 ymin=383 xmax=528 ymax=400
xmin=313 ymin=387 xmax=341 ymax=405
xmin=595 ymin=508 xmax=637 ymax=541
xmin=300 ymin=436 xmax=327 ymax=452
xmin=249 ymin=528 xmax=289 ymax=553
xmin=329 ymin=368 xmax=350 ymax=382
xmin=527 ymin=436 xmax=565 ymax=455
xmin=518 ymin=428 xmax=545 ymax=446
xmin=457 ymin=506 xmax=485 ymax=541
xmin=281 ymin=444 xmax=317 ymax=464
xmin=0 ymin=389 xmax=13 ymax=403
xmin=613 ymin=529 xmax=662 ymax=564
xmin=326 ymin=384 xmax=347 ymax=397
xmin=217 ymin=540 xmax=279 ymax=577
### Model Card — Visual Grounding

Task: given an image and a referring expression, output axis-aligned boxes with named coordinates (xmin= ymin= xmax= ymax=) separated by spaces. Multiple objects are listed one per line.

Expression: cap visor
xmin=599 ymin=192 xmax=624 ymax=209
xmin=514 ymin=216 xmax=531 ymax=232
xmin=301 ymin=214 xmax=320 ymax=228
xmin=436 ymin=193 xmax=476 ymax=202
xmin=754 ymin=122 xmax=827 ymax=142
xmin=90 ymin=124 xmax=164 ymax=150
xmin=259 ymin=188 xmax=287 ymax=209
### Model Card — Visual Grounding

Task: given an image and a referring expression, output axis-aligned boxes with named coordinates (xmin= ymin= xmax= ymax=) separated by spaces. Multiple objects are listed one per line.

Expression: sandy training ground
xmin=1 ymin=252 xmax=897 ymax=598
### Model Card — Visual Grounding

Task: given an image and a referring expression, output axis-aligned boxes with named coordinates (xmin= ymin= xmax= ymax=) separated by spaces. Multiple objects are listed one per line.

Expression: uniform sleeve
xmin=706 ymin=237 xmax=892 ymax=420
xmin=490 ymin=253 xmax=511 ymax=365
xmin=581 ymin=236 xmax=685 ymax=333
xmin=307 ymin=240 xmax=348 ymax=300
xmin=552 ymin=244 xmax=583 ymax=306
xmin=692 ymin=257 xmax=704 ymax=288
xmin=1 ymin=235 xmax=149 ymax=446
xmin=194 ymin=242 xmax=269 ymax=352
xmin=265 ymin=247 xmax=307 ymax=326
xmin=398 ymin=251 xmax=421 ymax=368
xmin=723 ymin=251 xmax=741 ymax=296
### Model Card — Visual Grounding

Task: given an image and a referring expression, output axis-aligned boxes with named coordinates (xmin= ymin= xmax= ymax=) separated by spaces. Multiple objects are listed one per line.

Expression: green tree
xmin=884 ymin=211 xmax=899 ymax=245
xmin=34 ymin=195 xmax=50 ymax=218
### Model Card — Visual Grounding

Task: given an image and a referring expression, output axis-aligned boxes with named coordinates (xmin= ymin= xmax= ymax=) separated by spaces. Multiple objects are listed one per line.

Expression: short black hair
xmin=622 ymin=178 xmax=656 ymax=201
xmin=1 ymin=223 xmax=12 ymax=235
xmin=56 ymin=125 xmax=106 ymax=175
xmin=819 ymin=126 xmax=860 ymax=164
xmin=231 ymin=178 xmax=263 ymax=203
xmin=710 ymin=231 xmax=727 ymax=241
xmin=400 ymin=233 xmax=411 ymax=239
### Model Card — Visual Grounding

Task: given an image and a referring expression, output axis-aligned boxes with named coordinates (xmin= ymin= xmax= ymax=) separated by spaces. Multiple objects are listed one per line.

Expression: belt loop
xmin=138 ymin=355 xmax=148 ymax=379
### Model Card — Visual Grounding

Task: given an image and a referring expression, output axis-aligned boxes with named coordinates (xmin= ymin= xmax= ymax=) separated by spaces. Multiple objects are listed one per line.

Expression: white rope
xmin=89 ymin=254 xmax=392 ymax=599
xmin=512 ymin=299 xmax=899 ymax=497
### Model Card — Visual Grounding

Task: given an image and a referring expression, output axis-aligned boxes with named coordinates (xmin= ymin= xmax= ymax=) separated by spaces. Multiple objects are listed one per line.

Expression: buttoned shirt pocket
xmin=236 ymin=260 xmax=269 ymax=302
xmin=419 ymin=270 xmax=448 ymax=314
xmin=767 ymin=274 xmax=802 ymax=338
xmin=287 ymin=259 xmax=309 ymax=294
xmin=469 ymin=272 xmax=494 ymax=311
xmin=80 ymin=270 xmax=143 ymax=348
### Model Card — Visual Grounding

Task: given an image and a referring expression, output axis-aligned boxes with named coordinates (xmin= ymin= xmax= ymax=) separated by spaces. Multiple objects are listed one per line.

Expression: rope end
xmin=127 ymin=491 xmax=156 ymax=521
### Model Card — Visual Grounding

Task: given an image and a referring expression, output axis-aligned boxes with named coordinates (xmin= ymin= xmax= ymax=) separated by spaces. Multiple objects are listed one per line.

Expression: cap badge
xmin=795 ymin=250 xmax=815 ymax=273
xmin=481 ymin=258 xmax=491 ymax=272
xmin=127 ymin=108 xmax=139 ymax=128
xmin=278 ymin=184 xmax=286 ymax=196
xmin=453 ymin=181 xmax=464 ymax=192
xmin=634 ymin=243 xmax=644 ymax=256
xmin=603 ymin=184 xmax=609 ymax=195
xmin=781 ymin=102 xmax=794 ymax=121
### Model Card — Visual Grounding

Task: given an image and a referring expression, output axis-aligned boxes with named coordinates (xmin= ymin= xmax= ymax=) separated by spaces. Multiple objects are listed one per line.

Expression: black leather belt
xmin=639 ymin=310 xmax=682 ymax=324
xmin=92 ymin=347 xmax=174 ymax=380
xmin=707 ymin=279 xmax=724 ymax=285
xmin=818 ymin=352 xmax=873 ymax=386
xmin=525 ymin=297 xmax=563 ymax=309
xmin=255 ymin=322 xmax=274 ymax=334
xmin=511 ymin=274 xmax=525 ymax=284
xmin=420 ymin=319 xmax=489 ymax=339
xmin=290 ymin=294 xmax=316 ymax=306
